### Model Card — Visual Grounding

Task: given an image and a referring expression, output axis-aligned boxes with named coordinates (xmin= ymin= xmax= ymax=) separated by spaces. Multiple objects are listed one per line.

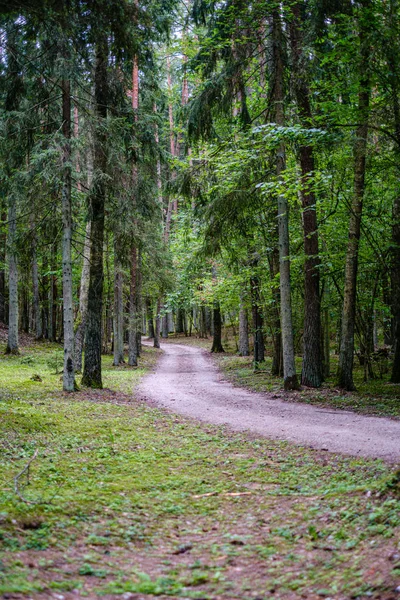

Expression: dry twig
xmin=14 ymin=449 xmax=40 ymax=505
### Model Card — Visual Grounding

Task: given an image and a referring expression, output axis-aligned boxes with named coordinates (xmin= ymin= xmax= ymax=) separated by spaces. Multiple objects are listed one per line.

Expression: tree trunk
xmin=21 ymin=285 xmax=29 ymax=334
xmin=128 ymin=245 xmax=138 ymax=366
xmin=74 ymin=221 xmax=91 ymax=372
xmin=146 ymin=297 xmax=155 ymax=339
xmin=269 ymin=247 xmax=282 ymax=376
xmin=30 ymin=212 xmax=42 ymax=339
xmin=6 ymin=191 xmax=19 ymax=354
xmin=271 ymin=8 xmax=299 ymax=389
xmin=82 ymin=37 xmax=108 ymax=388
xmin=61 ymin=74 xmax=75 ymax=391
xmin=176 ymin=308 xmax=184 ymax=334
xmin=288 ymin=2 xmax=322 ymax=387
xmin=154 ymin=297 xmax=161 ymax=348
xmin=391 ymin=194 xmax=400 ymax=382
xmin=0 ymin=211 xmax=5 ymax=324
xmin=211 ymin=303 xmax=225 ymax=353
xmin=136 ymin=251 xmax=142 ymax=356
xmin=323 ymin=295 xmax=330 ymax=379
xmin=388 ymin=0 xmax=400 ymax=382
xmin=113 ymin=250 xmax=124 ymax=366
xmin=250 ymin=276 xmax=265 ymax=365
xmin=48 ymin=240 xmax=55 ymax=342
xmin=0 ymin=267 xmax=5 ymax=324
xmin=238 ymin=294 xmax=250 ymax=356
xmin=337 ymin=13 xmax=370 ymax=390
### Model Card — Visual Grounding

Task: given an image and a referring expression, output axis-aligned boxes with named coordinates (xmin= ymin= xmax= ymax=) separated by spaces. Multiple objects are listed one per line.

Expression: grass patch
xmin=0 ymin=339 xmax=399 ymax=599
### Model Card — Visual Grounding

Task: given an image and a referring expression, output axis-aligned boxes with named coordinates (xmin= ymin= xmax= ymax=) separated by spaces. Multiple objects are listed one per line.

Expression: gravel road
xmin=139 ymin=342 xmax=400 ymax=462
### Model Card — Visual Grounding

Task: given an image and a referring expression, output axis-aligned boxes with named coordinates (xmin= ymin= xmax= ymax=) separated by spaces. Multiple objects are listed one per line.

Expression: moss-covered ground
xmin=0 ymin=337 xmax=399 ymax=599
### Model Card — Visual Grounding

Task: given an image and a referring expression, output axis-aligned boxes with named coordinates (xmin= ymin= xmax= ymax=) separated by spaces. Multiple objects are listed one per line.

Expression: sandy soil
xmin=139 ymin=341 xmax=400 ymax=463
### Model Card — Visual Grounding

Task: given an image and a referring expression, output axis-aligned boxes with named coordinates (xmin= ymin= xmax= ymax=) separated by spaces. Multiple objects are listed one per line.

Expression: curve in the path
xmin=138 ymin=342 xmax=400 ymax=462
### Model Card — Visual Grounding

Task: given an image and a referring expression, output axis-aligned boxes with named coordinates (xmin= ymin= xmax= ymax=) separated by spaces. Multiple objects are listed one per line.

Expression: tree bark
xmin=388 ymin=0 xmax=400 ymax=382
xmin=288 ymin=1 xmax=322 ymax=387
xmin=48 ymin=235 xmax=57 ymax=342
xmin=61 ymin=74 xmax=75 ymax=391
xmin=128 ymin=245 xmax=138 ymax=366
xmin=337 ymin=10 xmax=370 ymax=390
xmin=136 ymin=250 xmax=142 ymax=357
xmin=0 ymin=210 xmax=5 ymax=324
xmin=176 ymin=308 xmax=184 ymax=334
xmin=211 ymin=303 xmax=225 ymax=352
xmin=162 ymin=313 xmax=169 ymax=338
xmin=6 ymin=191 xmax=19 ymax=354
xmin=250 ymin=275 xmax=265 ymax=365
xmin=238 ymin=293 xmax=250 ymax=356
xmin=323 ymin=292 xmax=330 ymax=379
xmin=74 ymin=221 xmax=91 ymax=372
xmin=269 ymin=247 xmax=282 ymax=375
xmin=392 ymin=190 xmax=400 ymax=381
xmin=146 ymin=297 xmax=155 ymax=339
xmin=113 ymin=249 xmax=125 ymax=365
xmin=154 ymin=297 xmax=161 ymax=348
xmin=271 ymin=8 xmax=299 ymax=389
xmin=30 ymin=212 xmax=42 ymax=339
xmin=82 ymin=36 xmax=108 ymax=388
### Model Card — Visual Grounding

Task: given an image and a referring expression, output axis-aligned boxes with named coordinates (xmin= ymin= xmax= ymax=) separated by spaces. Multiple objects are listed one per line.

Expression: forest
xmin=1 ymin=0 xmax=400 ymax=598
xmin=1 ymin=0 xmax=400 ymax=394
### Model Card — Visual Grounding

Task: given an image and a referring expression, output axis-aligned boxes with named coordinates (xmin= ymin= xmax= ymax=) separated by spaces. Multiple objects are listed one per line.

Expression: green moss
xmin=0 ymin=341 xmax=399 ymax=598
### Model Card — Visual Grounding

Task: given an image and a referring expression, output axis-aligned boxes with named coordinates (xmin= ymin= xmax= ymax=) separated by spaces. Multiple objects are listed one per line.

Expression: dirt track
xmin=139 ymin=342 xmax=400 ymax=463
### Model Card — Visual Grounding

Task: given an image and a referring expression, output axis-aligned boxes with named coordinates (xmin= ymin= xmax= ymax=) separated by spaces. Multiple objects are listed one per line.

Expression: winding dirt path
xmin=139 ymin=342 xmax=400 ymax=462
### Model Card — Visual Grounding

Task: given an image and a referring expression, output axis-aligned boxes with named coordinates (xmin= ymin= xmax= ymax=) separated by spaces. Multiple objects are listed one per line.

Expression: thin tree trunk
xmin=61 ymin=74 xmax=75 ymax=391
xmin=82 ymin=37 xmax=108 ymax=388
xmin=337 ymin=12 xmax=370 ymax=390
xmin=250 ymin=276 xmax=265 ymax=365
xmin=6 ymin=191 xmax=19 ymax=354
xmin=162 ymin=312 xmax=169 ymax=338
xmin=0 ymin=210 xmax=5 ymax=324
xmin=30 ymin=212 xmax=42 ymax=339
xmin=5 ymin=26 xmax=19 ymax=354
xmin=271 ymin=8 xmax=299 ymax=389
xmin=48 ymin=238 xmax=55 ymax=342
xmin=388 ymin=0 xmax=400 ymax=382
xmin=154 ymin=297 xmax=161 ymax=348
xmin=113 ymin=249 xmax=124 ymax=365
xmin=288 ymin=2 xmax=322 ymax=387
xmin=128 ymin=246 xmax=138 ymax=366
xmin=136 ymin=250 xmax=142 ymax=356
xmin=146 ymin=297 xmax=155 ymax=339
xmin=323 ymin=290 xmax=330 ymax=379
xmin=270 ymin=247 xmax=282 ymax=375
xmin=74 ymin=221 xmax=91 ymax=372
xmin=238 ymin=293 xmax=250 ymax=356
xmin=128 ymin=46 xmax=140 ymax=365
xmin=167 ymin=56 xmax=178 ymax=214
xmin=21 ymin=285 xmax=29 ymax=333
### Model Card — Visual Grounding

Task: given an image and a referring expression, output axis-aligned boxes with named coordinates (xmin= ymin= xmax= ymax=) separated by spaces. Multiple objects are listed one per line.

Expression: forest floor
xmin=164 ymin=335 xmax=400 ymax=420
xmin=0 ymin=330 xmax=400 ymax=600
